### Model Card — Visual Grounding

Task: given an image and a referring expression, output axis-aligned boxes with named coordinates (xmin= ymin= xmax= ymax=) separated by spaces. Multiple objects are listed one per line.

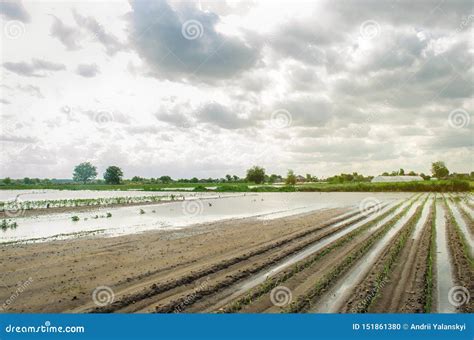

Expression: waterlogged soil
xmin=368 ymin=200 xmax=433 ymax=313
xmin=339 ymin=201 xmax=425 ymax=313
xmin=210 ymin=201 xmax=402 ymax=313
xmin=444 ymin=203 xmax=474 ymax=313
xmin=3 ymin=193 xmax=468 ymax=314
xmin=434 ymin=203 xmax=456 ymax=313
xmin=0 ymin=207 xmax=347 ymax=313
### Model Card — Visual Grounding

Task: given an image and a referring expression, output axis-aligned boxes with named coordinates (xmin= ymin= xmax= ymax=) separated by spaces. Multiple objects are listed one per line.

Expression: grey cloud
xmin=197 ymin=102 xmax=253 ymax=129
xmin=394 ymin=126 xmax=430 ymax=137
xmin=0 ymin=134 xmax=37 ymax=143
xmin=128 ymin=0 xmax=261 ymax=81
xmin=424 ymin=128 xmax=473 ymax=150
xmin=327 ymin=0 xmax=473 ymax=30
xmin=2 ymin=58 xmax=66 ymax=77
xmin=76 ymin=63 xmax=100 ymax=78
xmin=291 ymin=138 xmax=398 ymax=162
xmin=17 ymin=84 xmax=43 ymax=98
xmin=80 ymin=109 xmax=131 ymax=124
xmin=356 ymin=30 xmax=429 ymax=74
xmin=268 ymin=20 xmax=341 ymax=65
xmin=50 ymin=15 xmax=81 ymax=50
xmin=0 ymin=0 xmax=30 ymax=22
xmin=73 ymin=11 xmax=125 ymax=55
xmin=125 ymin=125 xmax=161 ymax=134
xmin=0 ymin=99 xmax=11 ymax=105
xmin=274 ymin=97 xmax=334 ymax=127
xmin=155 ymin=111 xmax=192 ymax=128
xmin=285 ymin=64 xmax=324 ymax=91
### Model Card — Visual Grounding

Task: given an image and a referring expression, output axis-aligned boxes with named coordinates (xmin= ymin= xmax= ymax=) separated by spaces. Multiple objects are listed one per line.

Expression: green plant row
xmin=223 ymin=196 xmax=418 ymax=313
xmin=283 ymin=197 xmax=420 ymax=313
xmin=0 ymin=194 xmax=180 ymax=212
xmin=0 ymin=180 xmax=471 ymax=192
xmin=443 ymin=197 xmax=474 ymax=269
xmin=0 ymin=219 xmax=18 ymax=231
xmin=356 ymin=196 xmax=429 ymax=312
xmin=424 ymin=196 xmax=436 ymax=313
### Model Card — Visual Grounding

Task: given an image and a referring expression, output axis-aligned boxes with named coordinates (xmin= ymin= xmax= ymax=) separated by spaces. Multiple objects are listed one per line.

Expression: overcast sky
xmin=0 ymin=0 xmax=472 ymax=179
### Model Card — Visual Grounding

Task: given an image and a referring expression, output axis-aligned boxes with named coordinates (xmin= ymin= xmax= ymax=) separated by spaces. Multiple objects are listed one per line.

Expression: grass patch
xmin=0 ymin=180 xmax=471 ymax=192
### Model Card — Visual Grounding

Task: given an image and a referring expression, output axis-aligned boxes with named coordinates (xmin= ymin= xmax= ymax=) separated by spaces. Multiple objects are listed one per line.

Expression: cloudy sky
xmin=0 ymin=0 xmax=472 ymax=179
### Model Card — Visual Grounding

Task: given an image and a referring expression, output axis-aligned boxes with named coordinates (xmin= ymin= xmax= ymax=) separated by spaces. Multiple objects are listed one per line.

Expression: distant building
xmin=296 ymin=175 xmax=306 ymax=183
xmin=371 ymin=175 xmax=423 ymax=183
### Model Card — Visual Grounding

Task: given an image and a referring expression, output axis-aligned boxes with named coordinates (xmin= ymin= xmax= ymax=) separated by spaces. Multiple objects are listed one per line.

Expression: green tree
xmin=431 ymin=161 xmax=449 ymax=179
xmin=286 ymin=169 xmax=296 ymax=185
xmin=268 ymin=174 xmax=279 ymax=183
xmin=246 ymin=166 xmax=265 ymax=184
xmin=159 ymin=176 xmax=172 ymax=183
xmin=399 ymin=168 xmax=405 ymax=175
xmin=420 ymin=173 xmax=430 ymax=180
xmin=225 ymin=174 xmax=232 ymax=182
xmin=73 ymin=162 xmax=97 ymax=184
xmin=104 ymin=166 xmax=123 ymax=184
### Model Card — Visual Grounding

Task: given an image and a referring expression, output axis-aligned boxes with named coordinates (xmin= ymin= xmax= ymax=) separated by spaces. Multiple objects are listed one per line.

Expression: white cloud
xmin=0 ymin=0 xmax=472 ymax=178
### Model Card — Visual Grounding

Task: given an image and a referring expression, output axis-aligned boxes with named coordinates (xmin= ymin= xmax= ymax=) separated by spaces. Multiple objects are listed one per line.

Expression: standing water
xmin=446 ymin=200 xmax=473 ymax=256
xmin=311 ymin=197 xmax=424 ymax=313
xmin=434 ymin=202 xmax=456 ymax=313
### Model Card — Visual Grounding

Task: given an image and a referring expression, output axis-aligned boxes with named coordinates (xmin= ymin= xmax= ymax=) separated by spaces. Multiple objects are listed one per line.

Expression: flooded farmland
xmin=1 ymin=191 xmax=406 ymax=243
xmin=0 ymin=192 xmax=472 ymax=315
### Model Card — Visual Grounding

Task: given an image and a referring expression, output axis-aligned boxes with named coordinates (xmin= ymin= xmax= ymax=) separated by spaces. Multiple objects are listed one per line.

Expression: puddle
xmin=311 ymin=197 xmax=424 ymax=313
xmin=446 ymin=201 xmax=473 ymax=255
xmin=434 ymin=202 xmax=456 ymax=313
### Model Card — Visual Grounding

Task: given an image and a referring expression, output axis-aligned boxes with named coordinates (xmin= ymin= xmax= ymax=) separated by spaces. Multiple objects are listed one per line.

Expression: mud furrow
xmin=151 ymin=204 xmax=393 ymax=313
xmin=216 ymin=198 xmax=413 ymax=313
xmin=83 ymin=204 xmax=381 ymax=313
xmin=340 ymin=197 xmax=427 ymax=312
xmin=305 ymin=197 xmax=422 ymax=314
xmin=373 ymin=198 xmax=434 ymax=313
xmin=443 ymin=199 xmax=474 ymax=313
xmin=279 ymin=197 xmax=420 ymax=313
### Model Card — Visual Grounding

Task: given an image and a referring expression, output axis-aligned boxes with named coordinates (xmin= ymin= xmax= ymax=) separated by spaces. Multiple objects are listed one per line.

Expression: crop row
xmin=0 ymin=194 xmax=183 ymax=213
xmin=284 ymin=197 xmax=419 ymax=313
xmin=222 ymin=196 xmax=418 ymax=312
xmin=353 ymin=196 xmax=428 ymax=312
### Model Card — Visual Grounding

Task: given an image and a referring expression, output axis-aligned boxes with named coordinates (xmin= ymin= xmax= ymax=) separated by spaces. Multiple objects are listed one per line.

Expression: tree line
xmin=1 ymin=160 xmax=471 ymax=186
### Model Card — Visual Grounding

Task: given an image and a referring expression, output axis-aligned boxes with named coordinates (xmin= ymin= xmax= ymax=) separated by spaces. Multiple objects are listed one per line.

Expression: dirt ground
xmin=0 ymin=207 xmax=345 ymax=313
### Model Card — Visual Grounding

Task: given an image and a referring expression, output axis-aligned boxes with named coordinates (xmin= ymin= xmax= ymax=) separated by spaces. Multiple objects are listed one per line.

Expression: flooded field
xmin=0 ymin=192 xmax=472 ymax=314
xmin=1 ymin=191 xmax=405 ymax=243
